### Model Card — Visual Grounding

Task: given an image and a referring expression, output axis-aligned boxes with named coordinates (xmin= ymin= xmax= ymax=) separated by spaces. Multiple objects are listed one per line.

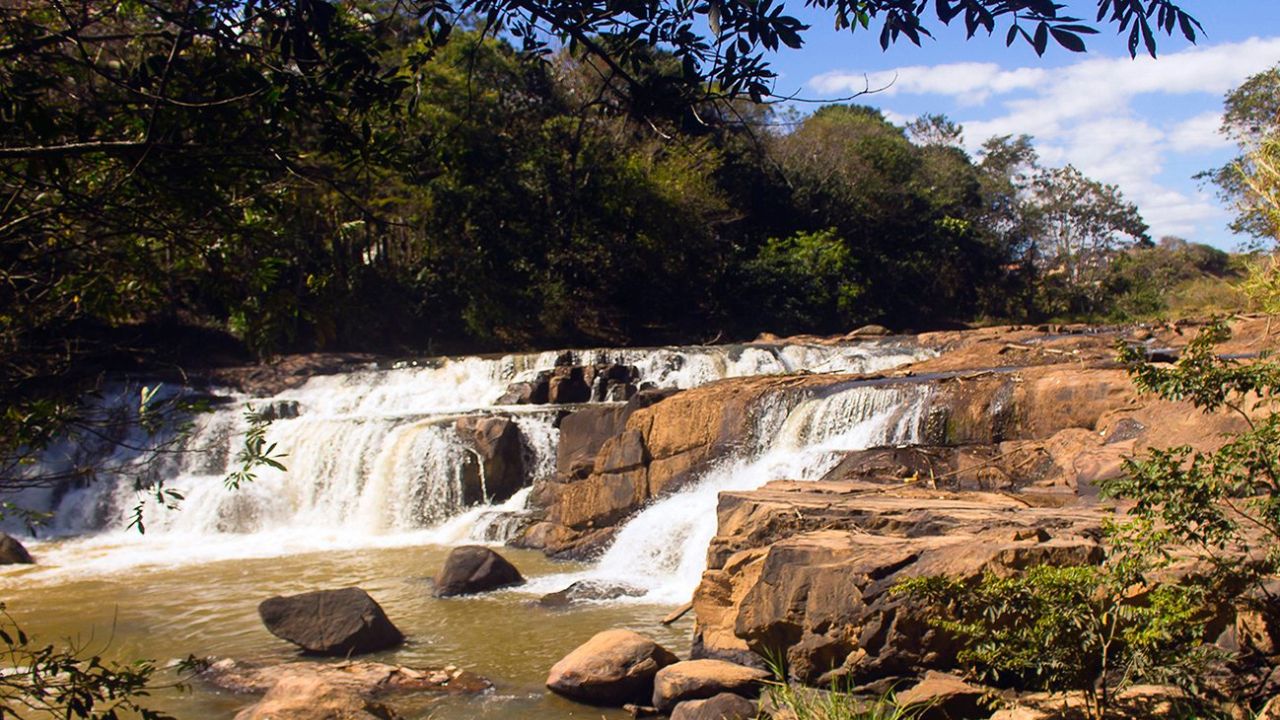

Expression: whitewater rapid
xmin=6 ymin=341 xmax=929 ymax=583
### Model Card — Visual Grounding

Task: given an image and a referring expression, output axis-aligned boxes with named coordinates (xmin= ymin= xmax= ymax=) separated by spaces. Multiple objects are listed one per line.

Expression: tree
xmin=1207 ymin=64 xmax=1280 ymax=241
xmin=1028 ymin=164 xmax=1150 ymax=314
xmin=906 ymin=114 xmax=965 ymax=149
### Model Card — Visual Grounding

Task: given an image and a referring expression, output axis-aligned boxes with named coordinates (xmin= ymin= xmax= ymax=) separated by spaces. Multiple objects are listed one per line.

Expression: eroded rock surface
xmin=205 ymin=658 xmax=490 ymax=720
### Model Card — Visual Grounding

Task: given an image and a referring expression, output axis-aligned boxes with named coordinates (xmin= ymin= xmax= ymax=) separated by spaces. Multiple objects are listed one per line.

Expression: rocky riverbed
xmin=5 ymin=317 xmax=1279 ymax=719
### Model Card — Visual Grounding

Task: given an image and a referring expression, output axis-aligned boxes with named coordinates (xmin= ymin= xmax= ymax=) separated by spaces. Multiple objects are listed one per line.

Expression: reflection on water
xmin=0 ymin=542 xmax=689 ymax=720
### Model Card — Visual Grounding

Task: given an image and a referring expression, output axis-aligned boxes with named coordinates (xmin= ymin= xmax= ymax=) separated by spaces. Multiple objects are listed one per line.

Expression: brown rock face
xmin=546 ymin=629 xmax=680 ymax=706
xmin=895 ymin=671 xmax=990 ymax=720
xmin=432 ymin=546 xmax=524 ymax=597
xmin=455 ymin=416 xmax=526 ymax=504
xmin=651 ymin=659 xmax=770 ymax=712
xmin=258 ymin=588 xmax=404 ymax=656
xmin=693 ymin=481 xmax=1106 ymax=685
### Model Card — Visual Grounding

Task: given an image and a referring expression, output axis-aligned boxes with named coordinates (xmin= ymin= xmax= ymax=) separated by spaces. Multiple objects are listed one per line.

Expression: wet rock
xmin=652 ymin=659 xmax=770 ymax=711
xmin=234 ymin=676 xmax=395 ymax=720
xmin=257 ymin=400 xmax=300 ymax=421
xmin=0 ymin=533 xmax=34 ymax=564
xmin=497 ymin=380 xmax=547 ymax=405
xmin=538 ymin=580 xmax=646 ymax=608
xmin=206 ymin=658 xmax=491 ymax=720
xmin=432 ymin=546 xmax=524 ymax=597
xmin=546 ymin=629 xmax=680 ymax=706
xmin=557 ymin=405 xmax=633 ymax=479
xmin=847 ymin=324 xmax=892 ymax=337
xmin=895 ymin=671 xmax=989 ymax=719
xmin=455 ymin=416 xmax=526 ymax=504
xmin=670 ymin=693 xmax=758 ymax=720
xmin=258 ymin=588 xmax=403 ymax=656
xmin=549 ymin=366 xmax=592 ymax=404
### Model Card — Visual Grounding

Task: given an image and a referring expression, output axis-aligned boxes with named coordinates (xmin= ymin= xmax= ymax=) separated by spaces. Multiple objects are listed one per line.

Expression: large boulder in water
xmin=652 ymin=659 xmax=770 ymax=712
xmin=258 ymin=588 xmax=403 ymax=656
xmin=432 ymin=546 xmax=524 ymax=597
xmin=546 ymin=629 xmax=680 ymax=706
xmin=455 ymin=416 xmax=526 ymax=505
xmin=0 ymin=533 xmax=33 ymax=564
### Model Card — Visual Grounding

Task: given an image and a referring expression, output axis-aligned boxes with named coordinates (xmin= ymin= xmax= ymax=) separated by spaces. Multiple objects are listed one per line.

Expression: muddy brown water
xmin=0 ymin=541 xmax=691 ymax=719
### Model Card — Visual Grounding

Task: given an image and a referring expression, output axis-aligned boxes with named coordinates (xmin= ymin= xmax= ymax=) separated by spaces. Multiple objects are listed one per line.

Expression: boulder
xmin=652 ymin=659 xmax=770 ymax=712
xmin=670 ymin=693 xmax=758 ymax=720
xmin=546 ymin=629 xmax=680 ymax=706
xmin=258 ymin=588 xmax=403 ymax=656
xmin=847 ymin=324 xmax=893 ymax=337
xmin=432 ymin=546 xmax=524 ymax=597
xmin=209 ymin=658 xmax=491 ymax=720
xmin=0 ymin=533 xmax=33 ymax=564
xmin=895 ymin=671 xmax=989 ymax=720
xmin=455 ymin=416 xmax=526 ymax=504
xmin=234 ymin=675 xmax=395 ymax=720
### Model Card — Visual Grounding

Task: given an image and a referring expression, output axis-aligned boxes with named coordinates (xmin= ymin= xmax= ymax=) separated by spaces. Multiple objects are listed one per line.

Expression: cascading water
xmin=524 ymin=382 xmax=935 ymax=604
xmin=12 ymin=340 xmax=930 ymax=575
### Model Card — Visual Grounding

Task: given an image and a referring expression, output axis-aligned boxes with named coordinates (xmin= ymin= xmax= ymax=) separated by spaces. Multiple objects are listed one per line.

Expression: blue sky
xmin=760 ymin=2 xmax=1280 ymax=249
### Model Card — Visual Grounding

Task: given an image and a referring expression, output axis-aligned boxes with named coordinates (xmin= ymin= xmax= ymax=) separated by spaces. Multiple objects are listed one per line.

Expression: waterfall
xmin=524 ymin=382 xmax=934 ymax=604
xmin=13 ymin=340 xmax=930 ymax=571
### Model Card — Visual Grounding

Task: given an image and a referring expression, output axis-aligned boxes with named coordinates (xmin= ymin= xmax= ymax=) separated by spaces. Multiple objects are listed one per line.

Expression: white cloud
xmin=811 ymin=62 xmax=1047 ymax=105
xmin=805 ymin=36 xmax=1280 ymax=242
xmin=1169 ymin=112 xmax=1231 ymax=152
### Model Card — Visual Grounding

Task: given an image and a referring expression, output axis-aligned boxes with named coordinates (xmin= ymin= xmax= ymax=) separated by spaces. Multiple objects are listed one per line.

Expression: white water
xmin=9 ymin=341 xmax=928 ymax=578
xmin=523 ymin=382 xmax=935 ymax=605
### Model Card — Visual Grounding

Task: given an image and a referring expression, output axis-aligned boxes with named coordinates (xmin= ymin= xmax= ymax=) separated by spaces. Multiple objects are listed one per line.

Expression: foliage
xmin=0 ymin=602 xmax=189 ymax=719
xmin=1104 ymin=238 xmax=1242 ymax=321
xmin=1028 ymin=164 xmax=1151 ymax=316
xmin=897 ymin=551 xmax=1215 ymax=720
xmin=1106 ymin=321 xmax=1280 ymax=580
xmin=761 ymin=655 xmax=927 ymax=720
xmin=1208 ymin=65 xmax=1280 ymax=242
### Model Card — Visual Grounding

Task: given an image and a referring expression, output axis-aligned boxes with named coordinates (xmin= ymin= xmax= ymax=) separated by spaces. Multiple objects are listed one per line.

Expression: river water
xmin=0 ymin=340 xmax=933 ymax=719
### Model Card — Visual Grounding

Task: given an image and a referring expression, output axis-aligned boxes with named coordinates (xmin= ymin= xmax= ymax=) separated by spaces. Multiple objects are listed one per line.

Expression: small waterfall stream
xmin=524 ymin=382 xmax=934 ymax=604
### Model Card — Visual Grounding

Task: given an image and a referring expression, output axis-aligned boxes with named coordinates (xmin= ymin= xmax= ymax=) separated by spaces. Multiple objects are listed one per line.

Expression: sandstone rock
xmin=204 ymin=657 xmax=491 ymax=695
xmin=847 ymin=324 xmax=892 ymax=337
xmin=546 ymin=629 xmax=680 ymax=706
xmin=670 ymin=693 xmax=758 ymax=720
xmin=895 ymin=671 xmax=989 ymax=720
xmin=695 ymin=482 xmax=1106 ymax=685
xmin=0 ymin=533 xmax=34 ymax=564
xmin=234 ymin=675 xmax=395 ymax=720
xmin=497 ymin=378 xmax=548 ymax=405
xmin=432 ymin=546 xmax=524 ymax=597
xmin=557 ymin=405 xmax=632 ymax=479
xmin=258 ymin=588 xmax=403 ymax=656
xmin=455 ymin=416 xmax=526 ymax=504
xmin=549 ymin=366 xmax=592 ymax=404
xmin=538 ymin=580 xmax=646 ymax=608
xmin=208 ymin=658 xmax=490 ymax=720
xmin=652 ymin=659 xmax=770 ymax=711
